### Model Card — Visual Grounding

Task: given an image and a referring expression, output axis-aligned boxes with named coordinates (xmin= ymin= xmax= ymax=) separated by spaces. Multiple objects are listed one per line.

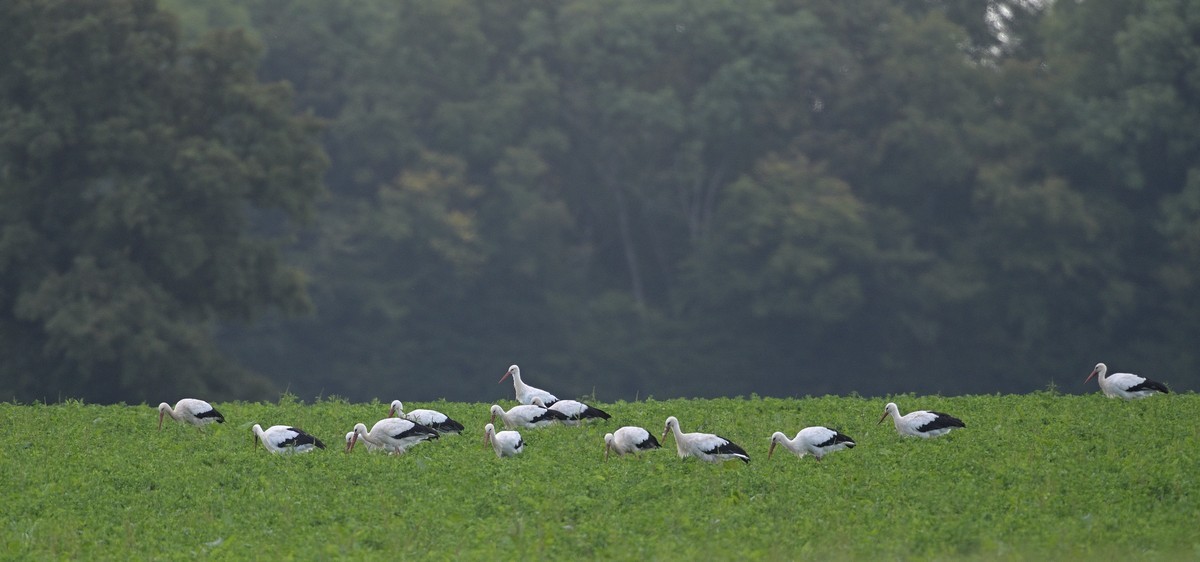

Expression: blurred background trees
xmin=3 ymin=0 xmax=1198 ymax=403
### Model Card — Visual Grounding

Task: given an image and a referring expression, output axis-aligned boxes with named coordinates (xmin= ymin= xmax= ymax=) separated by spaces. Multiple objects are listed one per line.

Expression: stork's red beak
xmin=877 ymin=412 xmax=889 ymax=425
xmin=499 ymin=371 xmax=511 ymax=383
xmin=158 ymin=411 xmax=164 ymax=430
xmin=1084 ymin=369 xmax=1099 ymax=384
xmin=768 ymin=441 xmax=777 ymax=460
xmin=345 ymin=434 xmax=357 ymax=453
xmin=388 ymin=406 xmax=396 ymax=417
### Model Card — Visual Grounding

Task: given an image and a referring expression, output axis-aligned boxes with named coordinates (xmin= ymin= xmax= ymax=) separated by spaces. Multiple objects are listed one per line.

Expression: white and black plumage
xmin=660 ymin=416 xmax=750 ymax=464
xmin=347 ymin=418 xmax=439 ymax=454
xmin=1086 ymin=362 xmax=1169 ymax=400
xmin=489 ymin=404 xmax=569 ymax=429
xmin=484 ymin=423 xmax=524 ymax=458
xmin=388 ymin=400 xmax=465 ymax=434
xmin=252 ymin=424 xmax=325 ymax=454
xmin=768 ymin=427 xmax=855 ymax=461
xmin=531 ymin=397 xmax=610 ymax=424
xmin=878 ymin=402 xmax=965 ymax=438
xmin=604 ymin=426 xmax=661 ymax=460
xmin=499 ymin=364 xmax=558 ymax=406
xmin=157 ymin=398 xmax=224 ymax=429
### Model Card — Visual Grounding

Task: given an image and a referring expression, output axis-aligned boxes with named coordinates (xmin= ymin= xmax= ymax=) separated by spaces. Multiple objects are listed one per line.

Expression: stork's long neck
xmin=777 ymin=433 xmax=802 ymax=454
xmin=159 ymin=403 xmax=180 ymax=421
xmin=670 ymin=422 xmax=687 ymax=456
xmin=355 ymin=424 xmax=381 ymax=446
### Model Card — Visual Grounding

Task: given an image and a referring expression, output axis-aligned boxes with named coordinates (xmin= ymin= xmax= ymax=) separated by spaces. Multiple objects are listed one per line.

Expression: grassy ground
xmin=1 ymin=392 xmax=1198 ymax=560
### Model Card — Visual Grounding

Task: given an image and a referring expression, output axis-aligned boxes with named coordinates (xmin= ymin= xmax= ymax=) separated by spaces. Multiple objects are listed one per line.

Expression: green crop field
xmin=2 ymin=393 xmax=1198 ymax=560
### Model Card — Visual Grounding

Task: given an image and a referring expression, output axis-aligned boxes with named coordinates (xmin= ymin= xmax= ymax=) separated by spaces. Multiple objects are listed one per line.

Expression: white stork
xmin=499 ymin=364 xmax=558 ymax=406
xmin=1086 ymin=362 xmax=1169 ymax=400
xmin=157 ymin=398 xmax=224 ymax=429
xmin=484 ymin=423 xmax=524 ymax=458
xmin=660 ymin=416 xmax=750 ymax=463
xmin=530 ymin=397 xmax=610 ymax=424
xmin=388 ymin=400 xmax=465 ymax=434
xmin=347 ymin=418 xmax=439 ymax=454
xmin=878 ymin=402 xmax=965 ymax=438
xmin=252 ymin=424 xmax=325 ymax=454
xmin=489 ymin=404 xmax=569 ymax=429
xmin=604 ymin=426 xmax=661 ymax=460
xmin=768 ymin=427 xmax=856 ymax=461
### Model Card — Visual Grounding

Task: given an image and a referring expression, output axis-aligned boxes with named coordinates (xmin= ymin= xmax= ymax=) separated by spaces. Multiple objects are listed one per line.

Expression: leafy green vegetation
xmin=3 ymin=393 xmax=1197 ymax=559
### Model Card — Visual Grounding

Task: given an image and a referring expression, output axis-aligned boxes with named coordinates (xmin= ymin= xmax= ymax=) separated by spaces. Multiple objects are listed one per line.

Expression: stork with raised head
xmin=484 ymin=423 xmax=524 ymax=458
xmin=499 ymin=364 xmax=558 ymax=406
xmin=252 ymin=424 xmax=325 ymax=454
xmin=878 ymin=402 xmax=965 ymax=438
xmin=531 ymin=397 xmax=610 ymax=424
xmin=347 ymin=418 xmax=439 ymax=454
xmin=157 ymin=398 xmax=225 ymax=430
xmin=1086 ymin=363 xmax=1169 ymax=400
xmin=604 ymin=426 xmax=661 ymax=460
xmin=388 ymin=400 xmax=464 ymax=434
xmin=768 ymin=427 xmax=855 ymax=461
xmin=660 ymin=416 xmax=750 ymax=463
xmin=489 ymin=404 xmax=569 ymax=429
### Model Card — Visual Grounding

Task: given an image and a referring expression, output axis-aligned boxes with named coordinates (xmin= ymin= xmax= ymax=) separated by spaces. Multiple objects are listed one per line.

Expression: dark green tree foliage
xmin=209 ymin=0 xmax=1200 ymax=401
xmin=0 ymin=0 xmax=325 ymax=402
xmin=14 ymin=0 xmax=1200 ymax=402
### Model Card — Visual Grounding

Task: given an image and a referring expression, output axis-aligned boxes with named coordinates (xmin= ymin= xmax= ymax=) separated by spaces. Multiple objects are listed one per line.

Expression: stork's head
xmin=156 ymin=403 xmax=171 ymax=430
xmin=500 ymin=365 xmax=519 ymax=383
xmin=1085 ymin=363 xmax=1107 ymax=384
xmin=388 ymin=400 xmax=404 ymax=418
xmin=489 ymin=405 xmax=504 ymax=425
xmin=878 ymin=402 xmax=899 ymax=425
xmin=767 ymin=432 xmax=788 ymax=460
xmin=603 ymin=433 xmax=615 ymax=461
xmin=661 ymin=416 xmax=679 ymax=444
xmin=484 ymin=423 xmax=496 ymax=446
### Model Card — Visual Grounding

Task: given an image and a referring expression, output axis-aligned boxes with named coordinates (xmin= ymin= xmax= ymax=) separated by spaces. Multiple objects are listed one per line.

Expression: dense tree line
xmin=3 ymin=0 xmax=1198 ymax=403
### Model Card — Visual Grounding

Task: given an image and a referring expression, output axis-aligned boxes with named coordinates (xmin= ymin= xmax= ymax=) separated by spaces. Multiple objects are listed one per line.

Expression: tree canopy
xmin=0 ymin=0 xmax=325 ymax=402
xmin=4 ymin=0 xmax=1199 ymax=403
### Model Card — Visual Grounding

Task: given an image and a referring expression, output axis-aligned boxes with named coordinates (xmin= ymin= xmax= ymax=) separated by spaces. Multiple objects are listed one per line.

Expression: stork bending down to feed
xmin=878 ymin=402 xmax=965 ymax=438
xmin=531 ymin=397 xmax=610 ymax=424
xmin=347 ymin=418 xmax=439 ymax=454
xmin=768 ymin=427 xmax=855 ymax=461
xmin=1085 ymin=363 xmax=1169 ymax=400
xmin=388 ymin=400 xmax=465 ymax=434
xmin=604 ymin=426 xmax=661 ymax=460
xmin=489 ymin=404 xmax=569 ymax=429
xmin=252 ymin=424 xmax=325 ymax=454
xmin=661 ymin=416 xmax=750 ymax=463
xmin=157 ymin=398 xmax=225 ymax=429
xmin=484 ymin=423 xmax=524 ymax=458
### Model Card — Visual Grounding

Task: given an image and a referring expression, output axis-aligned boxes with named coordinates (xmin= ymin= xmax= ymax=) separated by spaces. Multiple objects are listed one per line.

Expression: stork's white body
xmin=348 ymin=418 xmax=439 ymax=454
xmin=252 ymin=424 xmax=325 ymax=454
xmin=1087 ymin=363 xmax=1169 ymax=400
xmin=484 ymin=423 xmax=524 ymax=458
xmin=531 ymin=397 xmax=610 ymax=425
xmin=499 ymin=365 xmax=558 ymax=406
xmin=661 ymin=416 xmax=750 ymax=463
xmin=489 ymin=404 xmax=568 ymax=429
xmin=604 ymin=426 xmax=661 ymax=459
xmin=768 ymin=427 xmax=855 ymax=461
xmin=157 ymin=398 xmax=224 ymax=429
xmin=879 ymin=402 xmax=965 ymax=438
xmin=389 ymin=400 xmax=464 ymax=434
